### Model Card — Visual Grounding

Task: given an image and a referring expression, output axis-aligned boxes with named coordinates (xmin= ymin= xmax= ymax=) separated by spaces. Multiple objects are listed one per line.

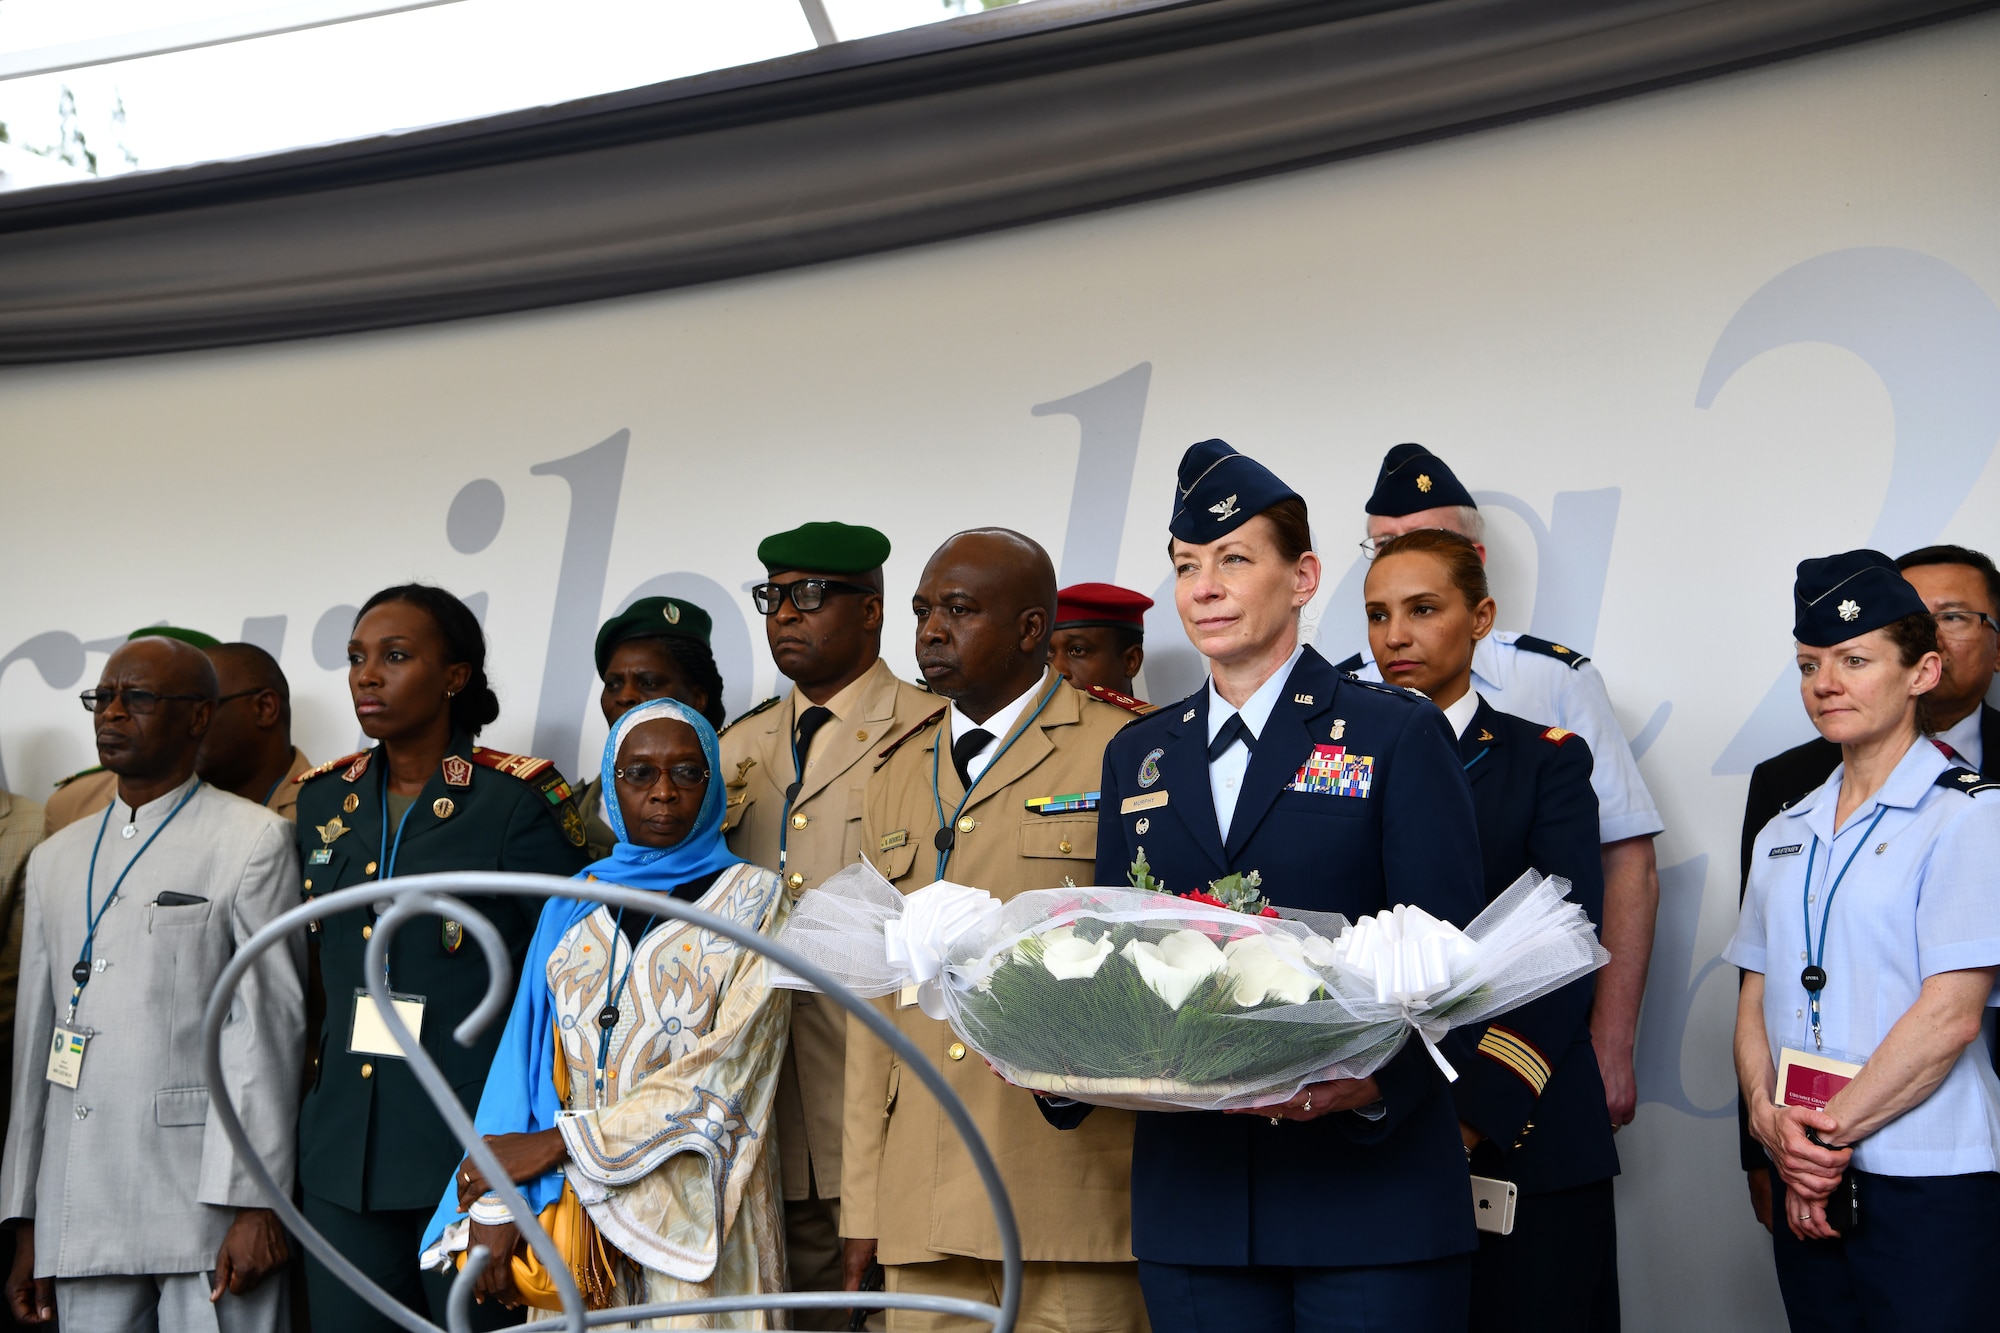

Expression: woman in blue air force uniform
xmin=1078 ymin=440 xmax=1488 ymax=1333
xmin=1728 ymin=552 xmax=2000 ymax=1333
xmin=1363 ymin=529 xmax=1617 ymax=1332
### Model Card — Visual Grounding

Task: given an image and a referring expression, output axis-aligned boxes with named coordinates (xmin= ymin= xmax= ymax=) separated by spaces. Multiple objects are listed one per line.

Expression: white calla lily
xmin=1040 ymin=927 xmax=1115 ymax=980
xmin=1121 ymin=930 xmax=1224 ymax=1010
xmin=1221 ymin=933 xmax=1320 ymax=1006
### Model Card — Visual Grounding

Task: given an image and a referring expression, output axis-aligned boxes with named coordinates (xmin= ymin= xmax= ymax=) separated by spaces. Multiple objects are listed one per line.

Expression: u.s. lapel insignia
xmin=1137 ymin=748 xmax=1165 ymax=788
xmin=316 ymin=815 xmax=351 ymax=847
xmin=1209 ymin=494 xmax=1240 ymax=522
xmin=342 ymin=793 xmax=360 ymax=814
xmin=1182 ymin=708 xmax=1197 ymax=723
xmin=441 ymin=919 xmax=465 ymax=953
xmin=1329 ymin=719 xmax=1346 ymax=741
xmin=432 ymin=797 xmax=456 ymax=819
xmin=1477 ymin=728 xmax=1494 ymax=742
xmin=442 ymin=755 xmax=473 ymax=787
xmin=1293 ymin=693 xmax=1313 ymax=705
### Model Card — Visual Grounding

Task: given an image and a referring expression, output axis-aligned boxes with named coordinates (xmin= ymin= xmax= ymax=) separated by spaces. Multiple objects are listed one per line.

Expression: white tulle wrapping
xmin=770 ymin=863 xmax=1608 ymax=1111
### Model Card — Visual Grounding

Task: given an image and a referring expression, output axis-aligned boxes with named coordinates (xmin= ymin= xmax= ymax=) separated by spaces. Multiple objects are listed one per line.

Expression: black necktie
xmin=787 ymin=706 xmax=834 ymax=801
xmin=952 ymin=728 xmax=995 ymax=790
xmin=1208 ymin=713 xmax=1256 ymax=763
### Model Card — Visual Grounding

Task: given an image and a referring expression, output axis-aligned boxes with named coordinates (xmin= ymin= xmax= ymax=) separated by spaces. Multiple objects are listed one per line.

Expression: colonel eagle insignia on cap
xmin=1210 ymin=494 xmax=1240 ymax=522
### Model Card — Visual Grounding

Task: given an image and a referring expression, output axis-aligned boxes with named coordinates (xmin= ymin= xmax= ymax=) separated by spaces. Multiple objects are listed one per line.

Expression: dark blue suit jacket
xmin=1451 ymin=696 xmax=1619 ymax=1197
xmin=1089 ymin=646 xmax=1486 ymax=1268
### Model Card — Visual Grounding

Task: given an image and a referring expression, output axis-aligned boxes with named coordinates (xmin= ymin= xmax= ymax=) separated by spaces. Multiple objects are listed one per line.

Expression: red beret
xmin=1054 ymin=582 xmax=1154 ymax=631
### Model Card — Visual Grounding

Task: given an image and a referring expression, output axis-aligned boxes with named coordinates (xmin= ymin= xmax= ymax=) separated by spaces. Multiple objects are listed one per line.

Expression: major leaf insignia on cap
xmin=1417 ymin=474 xmax=1432 ymax=493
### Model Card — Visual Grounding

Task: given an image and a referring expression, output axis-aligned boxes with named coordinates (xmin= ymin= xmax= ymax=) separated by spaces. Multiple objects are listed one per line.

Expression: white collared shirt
xmin=1356 ymin=631 xmax=1663 ymax=843
xmin=1936 ymin=709 xmax=1984 ymax=772
xmin=1436 ymin=687 xmax=1480 ymax=741
xmin=948 ymin=669 xmax=1051 ymax=785
xmin=1207 ymin=645 xmax=1306 ymax=842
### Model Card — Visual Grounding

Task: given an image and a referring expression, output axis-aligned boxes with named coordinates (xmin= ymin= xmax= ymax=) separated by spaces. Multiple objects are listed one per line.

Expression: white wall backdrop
xmin=5 ymin=11 xmax=2000 ymax=1328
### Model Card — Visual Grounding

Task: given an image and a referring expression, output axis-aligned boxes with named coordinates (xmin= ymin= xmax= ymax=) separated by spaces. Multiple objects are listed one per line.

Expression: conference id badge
xmin=44 ymin=1025 xmax=87 ymax=1089
xmin=349 ymin=989 xmax=427 ymax=1058
xmin=1775 ymin=1046 xmax=1864 ymax=1110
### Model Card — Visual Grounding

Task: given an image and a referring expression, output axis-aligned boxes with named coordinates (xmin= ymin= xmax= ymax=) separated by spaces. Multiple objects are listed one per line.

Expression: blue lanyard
xmin=73 ymin=780 xmax=202 ymax=1021
xmin=593 ymin=905 xmax=655 ymax=1099
xmin=931 ymin=679 xmax=1059 ymax=880
xmin=1462 ymin=749 xmax=1489 ymax=773
xmin=1799 ymin=805 xmax=1889 ymax=1050
xmin=375 ymin=780 xmax=421 ymax=986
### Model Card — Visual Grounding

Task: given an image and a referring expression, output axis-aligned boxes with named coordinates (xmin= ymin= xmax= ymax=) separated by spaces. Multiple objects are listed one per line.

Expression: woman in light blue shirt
xmin=1728 ymin=550 xmax=2000 ymax=1332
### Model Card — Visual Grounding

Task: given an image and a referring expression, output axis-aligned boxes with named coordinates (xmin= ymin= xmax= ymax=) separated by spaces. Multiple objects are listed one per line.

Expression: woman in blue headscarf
xmin=420 ymin=698 xmax=792 ymax=1326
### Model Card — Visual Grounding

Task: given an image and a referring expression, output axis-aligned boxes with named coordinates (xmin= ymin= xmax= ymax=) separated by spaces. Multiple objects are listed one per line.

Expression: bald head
xmin=912 ymin=527 xmax=1058 ymax=720
xmin=94 ymin=637 xmax=218 ymax=803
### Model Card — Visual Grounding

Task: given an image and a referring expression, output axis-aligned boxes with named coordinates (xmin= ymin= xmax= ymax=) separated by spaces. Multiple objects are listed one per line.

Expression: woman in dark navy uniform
xmin=293 ymin=584 xmax=589 ymax=1331
xmin=1363 ymin=529 xmax=1617 ymax=1332
xmin=1090 ymin=441 xmax=1487 ymax=1333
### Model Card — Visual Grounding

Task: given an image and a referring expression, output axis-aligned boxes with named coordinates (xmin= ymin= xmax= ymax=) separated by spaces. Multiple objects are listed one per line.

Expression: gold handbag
xmin=457 ymin=1023 xmax=618 ymax=1311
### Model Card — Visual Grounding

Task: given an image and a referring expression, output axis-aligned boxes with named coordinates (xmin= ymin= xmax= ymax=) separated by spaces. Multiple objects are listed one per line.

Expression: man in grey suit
xmin=1 ymin=635 xmax=303 ymax=1331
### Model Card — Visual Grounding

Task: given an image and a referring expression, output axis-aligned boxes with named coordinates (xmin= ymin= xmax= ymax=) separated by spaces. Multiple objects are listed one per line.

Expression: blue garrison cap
xmin=1170 ymin=439 xmax=1302 ymax=543
xmin=1793 ymin=549 xmax=1929 ymax=646
xmin=1365 ymin=443 xmax=1477 ymax=517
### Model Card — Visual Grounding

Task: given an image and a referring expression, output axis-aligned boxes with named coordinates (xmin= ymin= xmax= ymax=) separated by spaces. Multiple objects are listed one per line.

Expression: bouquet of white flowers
xmin=771 ymin=855 xmax=1607 ymax=1112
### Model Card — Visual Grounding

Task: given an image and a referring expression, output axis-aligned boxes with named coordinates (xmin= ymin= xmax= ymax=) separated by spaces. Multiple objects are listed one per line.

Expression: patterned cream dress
xmin=550 ymin=862 xmax=793 ymax=1329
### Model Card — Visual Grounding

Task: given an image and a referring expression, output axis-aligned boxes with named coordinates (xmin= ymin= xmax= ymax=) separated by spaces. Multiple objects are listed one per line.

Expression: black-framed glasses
xmin=213 ymin=689 xmax=267 ymax=707
xmin=614 ymin=762 xmax=711 ymax=791
xmin=79 ymin=687 xmax=210 ymax=715
xmin=1935 ymin=609 xmax=2000 ymax=639
xmin=752 ymin=579 xmax=872 ymax=615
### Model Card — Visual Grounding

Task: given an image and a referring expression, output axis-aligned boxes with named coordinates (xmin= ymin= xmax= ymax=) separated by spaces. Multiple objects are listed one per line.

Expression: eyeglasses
xmin=79 ymin=687 xmax=210 ymax=715
xmin=614 ymin=763 xmax=711 ymax=791
xmin=752 ymin=579 xmax=872 ymax=615
xmin=1935 ymin=609 xmax=2000 ymax=639
xmin=213 ymin=689 xmax=266 ymax=707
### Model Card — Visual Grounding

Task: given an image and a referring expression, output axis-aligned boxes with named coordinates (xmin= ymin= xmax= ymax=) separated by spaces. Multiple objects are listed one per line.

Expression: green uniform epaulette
xmin=51 ymin=765 xmax=104 ymax=791
xmin=875 ymin=706 xmax=948 ymax=767
xmin=1937 ymin=766 xmax=1998 ymax=796
xmin=720 ymin=697 xmax=780 ymax=736
xmin=1514 ymin=635 xmax=1590 ymax=669
xmin=296 ymin=751 xmax=368 ymax=784
xmin=1332 ymin=652 xmax=1365 ymax=675
xmin=468 ymin=748 xmax=586 ymax=846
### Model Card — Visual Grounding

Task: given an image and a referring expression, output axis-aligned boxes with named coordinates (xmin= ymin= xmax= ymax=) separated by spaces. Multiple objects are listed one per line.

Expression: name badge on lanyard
xmin=349 ymin=989 xmax=428 ymax=1057
xmin=45 ymin=1026 xmax=87 ymax=1088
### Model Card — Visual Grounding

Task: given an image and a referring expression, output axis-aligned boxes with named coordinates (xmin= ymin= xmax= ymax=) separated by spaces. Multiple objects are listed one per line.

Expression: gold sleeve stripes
xmin=1477 ymin=1025 xmax=1552 ymax=1096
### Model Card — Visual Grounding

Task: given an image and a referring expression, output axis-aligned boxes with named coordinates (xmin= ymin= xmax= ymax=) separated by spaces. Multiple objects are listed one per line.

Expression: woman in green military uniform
xmin=293 ymin=584 xmax=589 ymax=1331
xmin=572 ymin=597 xmax=728 ymax=859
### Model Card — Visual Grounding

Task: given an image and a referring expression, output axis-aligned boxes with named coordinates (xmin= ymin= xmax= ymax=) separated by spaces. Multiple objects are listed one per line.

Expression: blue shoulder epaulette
xmin=1513 ymin=635 xmax=1590 ymax=669
xmin=1332 ymin=651 xmax=1365 ymax=675
xmin=1340 ymin=675 xmax=1426 ymax=703
xmin=1936 ymin=766 xmax=1998 ymax=796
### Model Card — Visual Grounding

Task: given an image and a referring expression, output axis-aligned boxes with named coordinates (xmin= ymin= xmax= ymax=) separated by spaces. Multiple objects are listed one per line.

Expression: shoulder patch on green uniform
xmin=296 ymin=751 xmax=367 ymax=784
xmin=51 ymin=765 xmax=104 ymax=791
xmin=876 ymin=706 xmax=948 ymax=766
xmin=470 ymin=747 xmax=557 ymax=782
xmin=1332 ymin=652 xmax=1365 ymax=675
xmin=1937 ymin=766 xmax=1998 ymax=796
xmin=720 ymin=697 xmax=780 ymax=736
xmin=1513 ymin=635 xmax=1590 ymax=669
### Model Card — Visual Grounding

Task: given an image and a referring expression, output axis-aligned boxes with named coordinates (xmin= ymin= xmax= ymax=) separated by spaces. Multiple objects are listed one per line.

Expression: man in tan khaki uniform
xmin=846 ymin=528 xmax=1149 ymax=1333
xmin=721 ymin=521 xmax=934 ymax=1328
xmin=45 ymin=632 xmax=311 ymax=832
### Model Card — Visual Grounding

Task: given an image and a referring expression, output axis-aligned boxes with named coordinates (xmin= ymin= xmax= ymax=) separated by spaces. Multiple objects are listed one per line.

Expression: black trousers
xmin=1469 ymin=1178 xmax=1619 ymax=1333
xmin=1136 ymin=1254 xmax=1470 ymax=1333
xmin=1771 ymin=1171 xmax=2000 ymax=1332
xmin=301 ymin=1191 xmax=520 ymax=1332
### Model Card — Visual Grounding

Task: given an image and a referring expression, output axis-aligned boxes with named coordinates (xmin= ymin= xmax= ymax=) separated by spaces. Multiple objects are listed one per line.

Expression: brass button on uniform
xmin=343 ymin=793 xmax=360 ymax=813
xmin=302 ymin=879 xmax=313 ymax=891
xmin=956 ymin=817 xmax=976 ymax=834
xmin=360 ymin=1062 xmax=374 ymax=1079
xmin=365 ymin=861 xmax=379 ymax=875
xmin=947 ymin=1042 xmax=966 ymax=1061
xmin=361 ymin=925 xmax=372 ymax=940
xmin=855 ymin=730 xmax=868 ymax=742
xmin=790 ymin=813 xmax=809 ymax=831
xmin=1058 ymin=840 xmax=1073 ymax=855
xmin=786 ymin=872 xmax=805 ymax=891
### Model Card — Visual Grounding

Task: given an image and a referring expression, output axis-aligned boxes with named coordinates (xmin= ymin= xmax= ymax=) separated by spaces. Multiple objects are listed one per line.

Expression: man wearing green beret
xmin=574 ymin=597 xmax=728 ymax=859
xmin=721 ymin=521 xmax=934 ymax=1327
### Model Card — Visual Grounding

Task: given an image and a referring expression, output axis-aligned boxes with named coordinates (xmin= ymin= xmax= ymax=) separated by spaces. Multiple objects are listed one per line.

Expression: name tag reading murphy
xmin=45 ymin=1026 xmax=87 ymax=1089
xmin=349 ymin=989 xmax=428 ymax=1057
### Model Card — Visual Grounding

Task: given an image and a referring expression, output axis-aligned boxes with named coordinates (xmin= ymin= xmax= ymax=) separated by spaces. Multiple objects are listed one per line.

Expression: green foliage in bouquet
xmin=954 ymin=931 xmax=1400 ymax=1088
